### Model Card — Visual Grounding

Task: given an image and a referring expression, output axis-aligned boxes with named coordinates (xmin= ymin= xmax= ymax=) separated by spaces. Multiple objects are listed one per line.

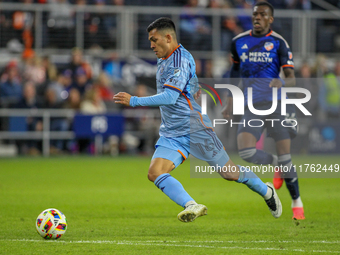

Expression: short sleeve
xmin=278 ymin=39 xmax=294 ymax=69
xmin=163 ymin=59 xmax=190 ymax=94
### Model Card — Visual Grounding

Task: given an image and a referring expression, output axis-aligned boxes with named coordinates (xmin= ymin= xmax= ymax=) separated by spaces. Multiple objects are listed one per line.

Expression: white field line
xmin=0 ymin=239 xmax=339 ymax=253
xmin=4 ymin=239 xmax=339 ymax=244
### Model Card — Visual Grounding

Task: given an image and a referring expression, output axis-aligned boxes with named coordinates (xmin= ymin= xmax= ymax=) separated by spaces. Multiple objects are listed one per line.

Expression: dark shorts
xmin=237 ymin=102 xmax=298 ymax=142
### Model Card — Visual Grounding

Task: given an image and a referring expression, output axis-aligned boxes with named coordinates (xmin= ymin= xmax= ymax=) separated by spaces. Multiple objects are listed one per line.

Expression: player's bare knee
xmin=148 ymin=165 xmax=172 ymax=182
xmin=148 ymin=158 xmax=175 ymax=182
xmin=225 ymin=175 xmax=239 ymax=181
xmin=222 ymin=175 xmax=237 ymax=181
xmin=220 ymin=172 xmax=239 ymax=181
xmin=220 ymin=160 xmax=240 ymax=181
xmin=147 ymin=167 xmax=158 ymax=182
xmin=147 ymin=172 xmax=155 ymax=182
xmin=226 ymin=173 xmax=239 ymax=181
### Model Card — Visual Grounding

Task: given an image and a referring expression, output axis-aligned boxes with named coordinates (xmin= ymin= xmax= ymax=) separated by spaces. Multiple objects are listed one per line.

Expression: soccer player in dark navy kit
xmin=222 ymin=2 xmax=305 ymax=220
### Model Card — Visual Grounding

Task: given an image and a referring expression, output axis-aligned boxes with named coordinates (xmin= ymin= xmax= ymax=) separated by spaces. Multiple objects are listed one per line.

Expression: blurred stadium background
xmin=0 ymin=0 xmax=340 ymax=157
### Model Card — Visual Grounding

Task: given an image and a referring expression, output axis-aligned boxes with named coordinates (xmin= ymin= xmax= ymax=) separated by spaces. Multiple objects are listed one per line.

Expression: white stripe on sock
xmin=239 ymin=148 xmax=256 ymax=159
xmin=292 ymin=197 xmax=303 ymax=208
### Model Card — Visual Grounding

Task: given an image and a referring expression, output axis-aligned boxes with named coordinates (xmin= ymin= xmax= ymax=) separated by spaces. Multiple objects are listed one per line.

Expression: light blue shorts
xmin=152 ymin=129 xmax=230 ymax=169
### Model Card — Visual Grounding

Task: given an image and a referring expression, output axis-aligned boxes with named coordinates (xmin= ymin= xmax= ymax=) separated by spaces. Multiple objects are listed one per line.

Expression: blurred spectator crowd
xmin=1 ymin=46 xmax=340 ymax=155
xmin=0 ymin=0 xmax=340 ymax=156
xmin=1 ymin=0 xmax=339 ymax=52
xmin=0 ymin=47 xmax=121 ymax=155
xmin=0 ymin=0 xmax=325 ymax=9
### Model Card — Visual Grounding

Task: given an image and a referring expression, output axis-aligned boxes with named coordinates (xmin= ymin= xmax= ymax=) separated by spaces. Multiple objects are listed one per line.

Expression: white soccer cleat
xmin=265 ymin=182 xmax=282 ymax=218
xmin=177 ymin=204 xmax=208 ymax=223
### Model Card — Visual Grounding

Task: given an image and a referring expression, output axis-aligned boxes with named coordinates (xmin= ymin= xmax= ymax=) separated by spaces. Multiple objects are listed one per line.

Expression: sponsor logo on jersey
xmin=240 ymin=52 xmax=248 ymax=62
xmin=264 ymin=42 xmax=274 ymax=51
xmin=241 ymin=44 xmax=248 ymax=49
xmin=288 ymin=51 xmax=293 ymax=59
xmin=241 ymin=52 xmax=273 ymax=63
xmin=174 ymin=69 xmax=181 ymax=77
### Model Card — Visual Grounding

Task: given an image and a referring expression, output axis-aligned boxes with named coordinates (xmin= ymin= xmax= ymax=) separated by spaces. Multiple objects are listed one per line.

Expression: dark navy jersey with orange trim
xmin=156 ymin=44 xmax=213 ymax=137
xmin=231 ymin=29 xmax=294 ymax=104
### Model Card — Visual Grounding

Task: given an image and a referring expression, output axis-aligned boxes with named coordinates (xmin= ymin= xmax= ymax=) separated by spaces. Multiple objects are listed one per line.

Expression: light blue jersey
xmin=129 ymin=43 xmax=227 ymax=167
xmin=156 ymin=44 xmax=212 ymax=137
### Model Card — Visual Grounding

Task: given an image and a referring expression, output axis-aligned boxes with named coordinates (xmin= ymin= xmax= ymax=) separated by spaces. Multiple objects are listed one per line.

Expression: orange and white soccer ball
xmin=36 ymin=208 xmax=67 ymax=239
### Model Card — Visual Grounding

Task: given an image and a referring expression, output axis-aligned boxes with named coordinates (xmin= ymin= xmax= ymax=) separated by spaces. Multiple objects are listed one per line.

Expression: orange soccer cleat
xmin=273 ymin=167 xmax=284 ymax=190
xmin=292 ymin=207 xmax=305 ymax=220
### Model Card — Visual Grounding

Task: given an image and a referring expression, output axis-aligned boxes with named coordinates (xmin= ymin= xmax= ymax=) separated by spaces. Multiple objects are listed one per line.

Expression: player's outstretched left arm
xmin=114 ymin=89 xmax=180 ymax=107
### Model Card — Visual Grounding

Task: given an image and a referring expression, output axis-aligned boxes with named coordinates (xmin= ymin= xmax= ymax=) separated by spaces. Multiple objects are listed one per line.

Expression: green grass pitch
xmin=0 ymin=155 xmax=339 ymax=254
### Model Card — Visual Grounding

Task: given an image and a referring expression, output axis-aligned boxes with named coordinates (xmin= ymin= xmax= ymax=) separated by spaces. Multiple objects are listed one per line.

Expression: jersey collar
xmin=162 ymin=44 xmax=181 ymax=60
xmin=249 ymin=29 xmax=272 ymax=38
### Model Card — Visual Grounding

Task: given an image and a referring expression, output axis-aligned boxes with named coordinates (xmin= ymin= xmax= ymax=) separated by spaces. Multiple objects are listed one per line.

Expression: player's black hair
xmin=254 ymin=1 xmax=274 ymax=17
xmin=147 ymin=17 xmax=176 ymax=34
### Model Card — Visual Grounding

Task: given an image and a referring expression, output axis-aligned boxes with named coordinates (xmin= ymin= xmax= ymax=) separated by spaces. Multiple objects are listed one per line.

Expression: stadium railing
xmin=1 ymin=3 xmax=340 ymax=60
xmin=0 ymin=108 xmax=161 ymax=157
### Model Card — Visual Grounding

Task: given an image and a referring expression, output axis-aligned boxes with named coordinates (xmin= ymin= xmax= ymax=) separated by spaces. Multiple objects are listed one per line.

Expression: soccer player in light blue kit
xmin=114 ymin=17 xmax=282 ymax=222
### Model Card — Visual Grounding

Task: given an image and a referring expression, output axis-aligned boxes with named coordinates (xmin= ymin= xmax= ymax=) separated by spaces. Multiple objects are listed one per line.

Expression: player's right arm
xmin=222 ymin=40 xmax=240 ymax=120
xmin=114 ymin=54 xmax=193 ymax=108
xmin=131 ymin=61 xmax=191 ymax=107
xmin=113 ymin=89 xmax=180 ymax=107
